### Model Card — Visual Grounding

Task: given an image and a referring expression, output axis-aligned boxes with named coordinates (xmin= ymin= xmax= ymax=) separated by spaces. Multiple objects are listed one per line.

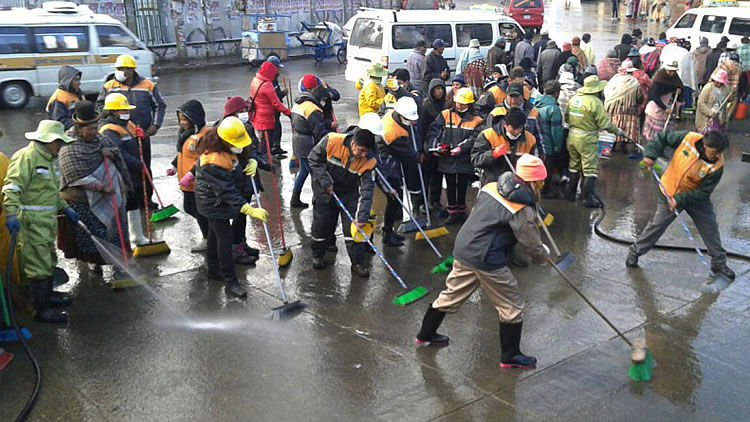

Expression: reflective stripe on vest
xmin=291 ymin=100 xmax=323 ymax=118
xmin=99 ymin=122 xmax=137 ymax=137
xmin=325 ymin=133 xmax=376 ymax=176
xmin=20 ymin=205 xmax=56 ymax=211
xmin=660 ymin=132 xmax=724 ymax=197
xmin=46 ymin=89 xmax=80 ymax=113
xmin=480 ymin=182 xmax=527 ymax=214
xmin=480 ymin=128 xmax=536 ymax=155
xmin=441 ymin=109 xmax=483 ymax=130
xmin=382 ymin=111 xmax=409 ymax=145
xmin=2 ymin=184 xmax=22 ymax=193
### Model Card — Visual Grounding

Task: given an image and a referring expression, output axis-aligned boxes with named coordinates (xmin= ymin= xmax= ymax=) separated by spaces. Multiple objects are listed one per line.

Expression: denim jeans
xmin=293 ymin=158 xmax=310 ymax=193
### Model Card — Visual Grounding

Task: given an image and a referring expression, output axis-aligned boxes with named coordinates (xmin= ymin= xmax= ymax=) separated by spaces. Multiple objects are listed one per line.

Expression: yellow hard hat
xmin=217 ymin=116 xmax=252 ymax=148
xmin=103 ymin=93 xmax=135 ymax=110
xmin=454 ymin=87 xmax=475 ymax=105
xmin=114 ymin=54 xmax=137 ymax=68
xmin=351 ymin=220 xmax=375 ymax=243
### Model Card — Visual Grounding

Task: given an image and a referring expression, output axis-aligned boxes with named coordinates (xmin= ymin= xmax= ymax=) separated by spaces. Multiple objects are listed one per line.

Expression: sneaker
xmin=351 ymin=264 xmax=370 ymax=278
xmin=711 ymin=263 xmax=736 ymax=280
xmin=415 ymin=334 xmax=450 ymax=347
xmin=242 ymin=244 xmax=260 ymax=256
xmin=383 ymin=231 xmax=404 ymax=247
xmin=444 ymin=213 xmax=465 ymax=225
xmin=233 ymin=245 xmax=258 ymax=266
xmin=225 ymin=281 xmax=248 ymax=298
xmin=392 ymin=231 xmax=405 ymax=241
xmin=191 ymin=239 xmax=208 ymax=253
xmin=499 ymin=354 xmax=537 ymax=369
xmin=313 ymin=256 xmax=326 ymax=269
xmin=626 ymin=250 xmax=639 ymax=268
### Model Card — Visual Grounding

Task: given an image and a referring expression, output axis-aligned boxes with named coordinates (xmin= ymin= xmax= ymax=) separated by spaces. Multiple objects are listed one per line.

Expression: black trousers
xmin=382 ymin=177 xmax=403 ymax=233
xmin=310 ymin=191 xmax=364 ymax=265
xmin=424 ymin=156 xmax=443 ymax=205
xmin=183 ymin=191 xmax=209 ymax=239
xmin=271 ymin=115 xmax=282 ymax=150
xmin=207 ymin=218 xmax=237 ymax=283
xmin=445 ymin=173 xmax=470 ymax=209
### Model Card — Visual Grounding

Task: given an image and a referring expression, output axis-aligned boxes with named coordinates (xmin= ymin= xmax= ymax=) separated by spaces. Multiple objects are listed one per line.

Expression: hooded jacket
xmin=249 ymin=62 xmax=291 ymax=130
xmin=96 ymin=71 xmax=166 ymax=131
xmin=558 ymin=73 xmax=581 ymax=128
xmin=174 ymin=100 xmax=207 ymax=192
xmin=535 ymin=94 xmax=564 ymax=155
xmin=533 ymin=35 xmax=549 ymax=62
xmin=487 ymin=43 xmax=509 ymax=70
xmin=537 ymin=44 xmax=562 ymax=85
xmin=427 ymin=107 xmax=483 ymax=174
xmin=693 ymin=45 xmax=712 ymax=84
xmin=452 ymin=172 xmax=546 ymax=271
xmin=421 ymin=78 xmax=447 ymax=138
xmin=291 ymin=91 xmax=328 ymax=159
xmin=46 ymin=66 xmax=83 ymax=130
xmin=614 ymin=34 xmax=634 ymax=62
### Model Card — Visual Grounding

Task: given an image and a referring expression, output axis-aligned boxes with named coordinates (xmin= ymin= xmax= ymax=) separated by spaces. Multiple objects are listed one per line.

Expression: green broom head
xmin=150 ymin=205 xmax=179 ymax=222
xmin=628 ymin=349 xmax=654 ymax=382
xmin=392 ymin=286 xmax=428 ymax=306
xmin=431 ymin=256 xmax=454 ymax=274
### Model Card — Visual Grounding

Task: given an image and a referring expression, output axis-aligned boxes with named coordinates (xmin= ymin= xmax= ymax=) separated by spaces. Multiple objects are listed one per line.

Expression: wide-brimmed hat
xmin=468 ymin=38 xmax=480 ymax=48
xmin=712 ymin=69 xmax=729 ymax=85
xmin=72 ymin=101 xmax=100 ymax=125
xmin=580 ymin=75 xmax=607 ymax=94
xmin=367 ymin=62 xmax=388 ymax=78
xmin=664 ymin=61 xmax=679 ymax=71
xmin=25 ymin=120 xmax=73 ymax=144
xmin=620 ymin=60 xmax=636 ymax=72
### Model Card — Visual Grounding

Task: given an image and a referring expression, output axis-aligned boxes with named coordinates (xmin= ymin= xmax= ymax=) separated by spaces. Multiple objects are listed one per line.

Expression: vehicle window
xmin=456 ymin=24 xmax=492 ymax=47
xmin=97 ymin=25 xmax=138 ymax=49
xmin=0 ymin=27 xmax=32 ymax=54
xmin=674 ymin=13 xmax=696 ymax=29
xmin=32 ymin=26 xmax=89 ymax=52
xmin=392 ymin=24 xmax=452 ymax=49
xmin=512 ymin=0 xmax=542 ymax=8
xmin=699 ymin=15 xmax=727 ymax=34
xmin=729 ymin=17 xmax=750 ymax=36
xmin=405 ymin=0 xmax=436 ymax=9
xmin=350 ymin=18 xmax=384 ymax=49
xmin=498 ymin=23 xmax=522 ymax=39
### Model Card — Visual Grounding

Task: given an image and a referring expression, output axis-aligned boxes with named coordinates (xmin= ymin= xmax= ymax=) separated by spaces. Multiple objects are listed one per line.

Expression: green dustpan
xmin=393 ymin=286 xmax=429 ymax=307
xmin=150 ymin=204 xmax=179 ymax=222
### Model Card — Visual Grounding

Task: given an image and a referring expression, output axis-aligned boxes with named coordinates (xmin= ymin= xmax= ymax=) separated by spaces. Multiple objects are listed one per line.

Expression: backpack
xmin=247 ymin=80 xmax=267 ymax=122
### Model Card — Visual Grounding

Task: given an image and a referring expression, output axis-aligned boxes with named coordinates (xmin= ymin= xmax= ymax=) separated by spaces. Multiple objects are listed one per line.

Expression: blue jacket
xmin=96 ymin=72 xmax=167 ymax=129
xmin=535 ymin=94 xmax=564 ymax=154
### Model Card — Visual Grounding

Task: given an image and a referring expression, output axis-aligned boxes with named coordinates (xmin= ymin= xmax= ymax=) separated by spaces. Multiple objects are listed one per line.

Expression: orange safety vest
xmin=489 ymin=104 xmax=539 ymax=120
xmin=199 ymin=151 xmax=236 ymax=171
xmin=480 ymin=128 xmax=536 ymax=156
xmin=382 ymin=110 xmax=410 ymax=145
xmin=291 ymin=100 xmax=323 ymax=118
xmin=177 ymin=126 xmax=211 ymax=192
xmin=441 ymin=109 xmax=484 ymax=130
xmin=45 ymin=89 xmax=80 ymax=113
xmin=99 ymin=121 xmax=137 ymax=138
xmin=326 ymin=133 xmax=377 ymax=176
xmin=480 ymin=182 xmax=527 ymax=214
xmin=661 ymin=132 xmax=724 ymax=197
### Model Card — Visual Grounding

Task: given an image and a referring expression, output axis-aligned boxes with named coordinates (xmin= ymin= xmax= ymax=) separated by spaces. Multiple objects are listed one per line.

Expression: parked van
xmin=0 ymin=1 xmax=155 ymax=108
xmin=345 ymin=9 xmax=524 ymax=82
xmin=503 ymin=0 xmax=544 ymax=33
xmin=666 ymin=5 xmax=750 ymax=51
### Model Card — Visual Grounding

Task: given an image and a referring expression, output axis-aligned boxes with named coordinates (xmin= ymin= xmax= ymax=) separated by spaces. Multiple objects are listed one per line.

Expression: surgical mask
xmin=230 ymin=146 xmax=242 ymax=154
xmin=506 ymin=130 xmax=522 ymax=140
xmin=120 ymin=113 xmax=130 ymax=121
xmin=456 ymin=107 xmax=468 ymax=114
xmin=114 ymin=70 xmax=127 ymax=82
xmin=237 ymin=112 xmax=249 ymax=123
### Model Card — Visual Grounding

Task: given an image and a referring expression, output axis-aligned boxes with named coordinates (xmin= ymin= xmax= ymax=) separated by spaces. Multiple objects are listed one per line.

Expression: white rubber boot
xmin=128 ymin=210 xmax=148 ymax=245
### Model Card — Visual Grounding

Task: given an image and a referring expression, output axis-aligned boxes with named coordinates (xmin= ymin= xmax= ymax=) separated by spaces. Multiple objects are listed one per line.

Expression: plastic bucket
xmin=598 ymin=132 xmax=616 ymax=159
xmin=735 ymin=102 xmax=748 ymax=120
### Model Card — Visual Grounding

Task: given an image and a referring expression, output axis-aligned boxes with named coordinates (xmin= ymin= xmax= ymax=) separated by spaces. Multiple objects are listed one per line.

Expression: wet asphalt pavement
xmin=2 ymin=1 xmax=750 ymax=420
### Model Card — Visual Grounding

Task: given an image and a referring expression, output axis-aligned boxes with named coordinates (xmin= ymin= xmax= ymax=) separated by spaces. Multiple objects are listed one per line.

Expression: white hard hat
xmin=394 ymin=96 xmax=419 ymax=121
xmin=357 ymin=112 xmax=383 ymax=136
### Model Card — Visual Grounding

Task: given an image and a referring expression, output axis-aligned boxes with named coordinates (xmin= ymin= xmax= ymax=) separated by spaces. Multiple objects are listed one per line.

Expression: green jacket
xmin=565 ymin=92 xmax=617 ymax=142
xmin=644 ymin=131 xmax=723 ymax=209
xmin=535 ymin=94 xmax=564 ymax=154
xmin=3 ymin=141 xmax=68 ymax=218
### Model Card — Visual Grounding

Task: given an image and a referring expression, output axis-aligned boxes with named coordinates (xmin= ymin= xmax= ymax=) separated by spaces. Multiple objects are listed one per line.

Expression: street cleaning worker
xmin=249 ymin=61 xmax=291 ymax=158
xmin=471 ymin=107 xmax=538 ymax=186
xmin=485 ymin=83 xmax=544 ymax=153
xmin=266 ymin=55 xmax=288 ymax=157
xmin=426 ymin=87 xmax=484 ymax=224
xmin=565 ymin=75 xmax=625 ymax=208
xmin=535 ymin=80 xmax=566 ymax=198
xmin=290 ymin=74 xmax=330 ymax=209
xmin=378 ymin=97 xmax=422 ymax=247
xmin=627 ymin=130 xmax=735 ymax=281
xmin=95 ymin=54 xmax=166 ymax=206
xmin=358 ymin=63 xmax=389 ymax=116
xmin=3 ymin=120 xmax=79 ymax=323
xmin=182 ymin=117 xmax=269 ymax=298
xmin=0 ymin=133 xmax=19 ymax=293
xmin=414 ymin=154 xmax=550 ymax=370
xmin=46 ymin=65 xmax=83 ymax=130
xmin=420 ymin=78 xmax=448 ymax=210
xmin=170 ymin=99 xmax=210 ymax=253
xmin=308 ymin=115 xmax=380 ymax=278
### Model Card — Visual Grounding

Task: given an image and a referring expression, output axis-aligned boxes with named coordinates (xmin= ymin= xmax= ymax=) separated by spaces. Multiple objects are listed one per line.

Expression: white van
xmin=345 ymin=9 xmax=524 ymax=82
xmin=0 ymin=1 xmax=155 ymax=108
xmin=666 ymin=5 xmax=750 ymax=51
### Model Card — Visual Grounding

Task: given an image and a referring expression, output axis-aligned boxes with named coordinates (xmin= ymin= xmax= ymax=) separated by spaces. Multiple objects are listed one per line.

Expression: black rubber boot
xmin=49 ymin=290 xmax=73 ymax=308
xmin=410 ymin=193 xmax=425 ymax=216
xmin=626 ymin=248 xmax=639 ymax=268
xmin=564 ymin=172 xmax=580 ymax=201
xmin=351 ymin=263 xmax=370 ymax=278
xmin=499 ymin=322 xmax=537 ymax=369
xmin=31 ymin=278 xmax=67 ymax=323
xmin=383 ymin=230 xmax=404 ymax=247
xmin=290 ymin=191 xmax=309 ymax=208
xmin=225 ymin=280 xmax=248 ymax=298
xmin=312 ymin=255 xmax=327 ymax=269
xmin=416 ymin=305 xmax=450 ymax=346
xmin=583 ymin=177 xmax=603 ymax=208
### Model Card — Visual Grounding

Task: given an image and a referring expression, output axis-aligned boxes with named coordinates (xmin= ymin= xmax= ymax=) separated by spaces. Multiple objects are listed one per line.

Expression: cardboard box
xmin=258 ymin=32 xmax=287 ymax=60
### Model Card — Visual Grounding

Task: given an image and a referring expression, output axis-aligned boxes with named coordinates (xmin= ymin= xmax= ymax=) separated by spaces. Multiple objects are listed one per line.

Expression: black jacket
xmin=421 ymin=78 xmax=446 ymax=140
xmin=47 ymin=66 xmax=82 ymax=130
xmin=378 ymin=110 xmax=421 ymax=180
xmin=422 ymin=52 xmax=450 ymax=95
xmin=427 ymin=108 xmax=484 ymax=174
xmin=194 ymin=152 xmax=246 ymax=220
xmin=533 ymin=36 xmax=549 ymax=62
xmin=291 ymin=92 xmax=328 ymax=159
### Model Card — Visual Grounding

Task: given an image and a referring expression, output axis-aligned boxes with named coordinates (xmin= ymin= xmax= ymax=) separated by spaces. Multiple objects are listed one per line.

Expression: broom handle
xmin=502 ymin=155 xmax=563 ymax=257
xmin=136 ymin=134 xmax=153 ymax=242
xmin=332 ymin=192 xmax=409 ymax=290
xmin=249 ymin=177 xmax=288 ymax=303
xmin=262 ymin=130 xmax=287 ymax=249
xmin=649 ymin=168 xmax=712 ymax=273
xmin=103 ymin=157 xmax=129 ymax=264
xmin=140 ymin=162 xmax=165 ymax=208
xmin=662 ymin=93 xmax=677 ymax=133
xmin=374 ymin=167 xmax=442 ymax=259
xmin=409 ymin=124 xmax=432 ymax=228
xmin=549 ymin=257 xmax=633 ymax=347
xmin=282 ymin=75 xmax=292 ymax=110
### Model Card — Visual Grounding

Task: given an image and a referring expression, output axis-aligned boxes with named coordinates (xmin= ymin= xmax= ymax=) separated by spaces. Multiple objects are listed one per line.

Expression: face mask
xmin=506 ymin=130 xmax=522 ymax=140
xmin=230 ymin=146 xmax=242 ymax=154
xmin=120 ymin=113 xmax=130 ymax=121
xmin=456 ymin=107 xmax=468 ymax=114
xmin=237 ymin=112 xmax=249 ymax=123
xmin=114 ymin=70 xmax=127 ymax=82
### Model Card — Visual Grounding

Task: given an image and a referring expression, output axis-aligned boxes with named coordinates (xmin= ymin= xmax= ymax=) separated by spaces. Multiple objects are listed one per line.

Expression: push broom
xmin=262 ymin=131 xmax=293 ymax=267
xmin=374 ymin=168 xmax=453 ymax=274
xmin=548 ymin=259 xmax=653 ymax=381
xmin=332 ymin=192 xmax=428 ymax=306
xmin=142 ymin=165 xmax=179 ymax=223
xmin=503 ymin=155 xmax=575 ymax=271
xmin=249 ymin=177 xmax=305 ymax=320
xmin=103 ymin=157 xmax=139 ymax=289
xmin=283 ymin=76 xmax=300 ymax=172
xmin=133 ymin=134 xmax=170 ymax=257
xmin=409 ymin=124 xmax=449 ymax=240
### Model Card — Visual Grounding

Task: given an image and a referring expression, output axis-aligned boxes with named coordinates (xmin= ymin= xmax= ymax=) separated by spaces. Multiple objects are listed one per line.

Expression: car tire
xmin=1 ymin=81 xmax=30 ymax=109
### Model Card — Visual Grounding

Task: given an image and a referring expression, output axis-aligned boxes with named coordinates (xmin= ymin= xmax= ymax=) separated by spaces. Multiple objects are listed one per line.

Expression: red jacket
xmin=249 ymin=62 xmax=291 ymax=130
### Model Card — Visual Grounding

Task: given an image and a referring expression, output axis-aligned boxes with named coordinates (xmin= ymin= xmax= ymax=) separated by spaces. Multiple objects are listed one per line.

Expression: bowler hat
xmin=72 ymin=101 xmax=99 ymax=125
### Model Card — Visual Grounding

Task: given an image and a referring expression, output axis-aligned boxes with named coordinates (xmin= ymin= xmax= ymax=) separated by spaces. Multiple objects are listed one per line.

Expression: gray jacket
xmin=406 ymin=49 xmax=426 ymax=92
xmin=537 ymin=46 xmax=562 ymax=85
xmin=514 ymin=40 xmax=534 ymax=67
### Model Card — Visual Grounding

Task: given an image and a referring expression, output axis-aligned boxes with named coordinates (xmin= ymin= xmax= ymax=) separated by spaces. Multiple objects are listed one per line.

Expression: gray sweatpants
xmin=631 ymin=199 xmax=727 ymax=268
